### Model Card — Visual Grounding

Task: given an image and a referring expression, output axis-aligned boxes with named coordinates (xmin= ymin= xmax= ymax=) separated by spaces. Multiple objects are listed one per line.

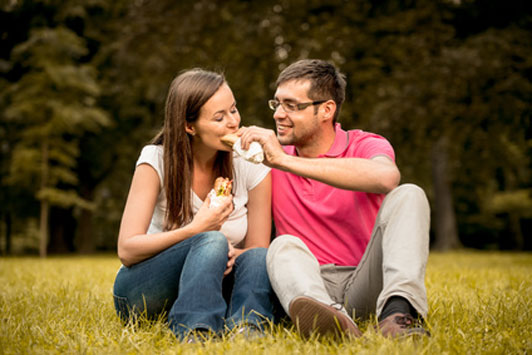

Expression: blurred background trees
xmin=1 ymin=0 xmax=530 ymax=255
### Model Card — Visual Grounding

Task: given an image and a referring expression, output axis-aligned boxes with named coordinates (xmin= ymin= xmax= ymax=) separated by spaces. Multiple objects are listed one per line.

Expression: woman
xmin=112 ymin=69 xmax=274 ymax=340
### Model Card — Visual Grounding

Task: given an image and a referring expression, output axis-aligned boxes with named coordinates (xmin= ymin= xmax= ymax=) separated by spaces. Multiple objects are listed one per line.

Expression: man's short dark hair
xmin=276 ymin=59 xmax=347 ymax=123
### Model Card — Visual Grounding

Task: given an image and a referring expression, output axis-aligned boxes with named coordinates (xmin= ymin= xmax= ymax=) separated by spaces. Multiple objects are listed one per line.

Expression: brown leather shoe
xmin=289 ymin=296 xmax=362 ymax=339
xmin=378 ymin=313 xmax=430 ymax=338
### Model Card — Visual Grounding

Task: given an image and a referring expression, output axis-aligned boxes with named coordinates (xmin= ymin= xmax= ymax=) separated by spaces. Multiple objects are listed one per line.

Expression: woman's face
xmin=187 ymin=83 xmax=240 ymax=152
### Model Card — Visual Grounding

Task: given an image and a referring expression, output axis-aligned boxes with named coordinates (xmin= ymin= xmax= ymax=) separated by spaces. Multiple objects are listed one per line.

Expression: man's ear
xmin=320 ymin=100 xmax=336 ymax=123
xmin=185 ymin=122 xmax=196 ymax=136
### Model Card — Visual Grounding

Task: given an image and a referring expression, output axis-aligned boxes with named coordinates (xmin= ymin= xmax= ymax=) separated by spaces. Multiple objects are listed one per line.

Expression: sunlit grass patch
xmin=1 ymin=251 xmax=531 ymax=354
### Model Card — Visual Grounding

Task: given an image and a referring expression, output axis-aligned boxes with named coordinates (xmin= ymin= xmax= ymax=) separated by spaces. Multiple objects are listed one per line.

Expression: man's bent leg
xmin=267 ymin=235 xmax=334 ymax=313
xmin=267 ymin=235 xmax=361 ymax=338
xmin=344 ymin=184 xmax=430 ymax=320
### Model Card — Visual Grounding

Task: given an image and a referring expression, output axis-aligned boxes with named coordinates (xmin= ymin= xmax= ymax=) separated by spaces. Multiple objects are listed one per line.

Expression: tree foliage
xmin=1 ymin=0 xmax=530 ymax=254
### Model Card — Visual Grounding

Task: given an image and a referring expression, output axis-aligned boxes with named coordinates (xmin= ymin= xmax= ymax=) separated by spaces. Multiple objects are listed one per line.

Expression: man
xmin=238 ymin=59 xmax=430 ymax=338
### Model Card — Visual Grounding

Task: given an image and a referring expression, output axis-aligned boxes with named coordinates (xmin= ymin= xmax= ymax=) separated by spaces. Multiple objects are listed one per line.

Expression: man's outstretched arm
xmin=239 ymin=126 xmax=400 ymax=194
xmin=276 ymin=154 xmax=399 ymax=194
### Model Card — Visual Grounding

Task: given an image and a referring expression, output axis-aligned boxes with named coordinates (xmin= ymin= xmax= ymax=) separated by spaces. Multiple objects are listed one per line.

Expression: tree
xmin=355 ymin=1 xmax=532 ymax=250
xmin=5 ymin=26 xmax=110 ymax=256
xmin=1 ymin=0 xmax=530 ymax=254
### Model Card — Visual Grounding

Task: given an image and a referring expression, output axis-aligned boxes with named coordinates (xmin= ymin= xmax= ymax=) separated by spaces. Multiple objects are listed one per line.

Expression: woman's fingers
xmin=224 ymin=241 xmax=236 ymax=276
xmin=227 ymin=241 xmax=235 ymax=257
xmin=217 ymin=196 xmax=234 ymax=219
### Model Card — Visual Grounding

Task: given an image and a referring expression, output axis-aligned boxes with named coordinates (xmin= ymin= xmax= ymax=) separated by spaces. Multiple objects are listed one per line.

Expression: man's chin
xmin=277 ymin=134 xmax=293 ymax=146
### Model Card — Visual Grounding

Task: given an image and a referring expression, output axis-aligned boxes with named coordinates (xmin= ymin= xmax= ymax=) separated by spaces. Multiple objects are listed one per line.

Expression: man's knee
xmin=268 ymin=235 xmax=303 ymax=260
xmin=392 ymin=183 xmax=425 ymax=197
xmin=389 ymin=184 xmax=429 ymax=209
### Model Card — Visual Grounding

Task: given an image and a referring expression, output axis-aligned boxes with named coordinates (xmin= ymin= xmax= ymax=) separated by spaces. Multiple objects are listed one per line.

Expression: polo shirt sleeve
xmin=356 ymin=133 xmax=395 ymax=162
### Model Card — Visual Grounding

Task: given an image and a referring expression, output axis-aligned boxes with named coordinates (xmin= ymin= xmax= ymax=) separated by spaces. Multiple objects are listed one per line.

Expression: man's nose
xmin=273 ymin=105 xmax=287 ymax=120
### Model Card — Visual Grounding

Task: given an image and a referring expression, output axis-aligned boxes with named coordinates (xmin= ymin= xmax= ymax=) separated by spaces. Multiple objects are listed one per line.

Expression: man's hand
xmin=237 ymin=126 xmax=285 ymax=168
xmin=237 ymin=126 xmax=399 ymax=194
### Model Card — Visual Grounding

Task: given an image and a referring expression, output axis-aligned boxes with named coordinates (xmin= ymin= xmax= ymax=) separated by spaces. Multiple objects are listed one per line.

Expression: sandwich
xmin=221 ymin=132 xmax=264 ymax=164
xmin=221 ymin=133 xmax=239 ymax=148
xmin=214 ymin=177 xmax=232 ymax=197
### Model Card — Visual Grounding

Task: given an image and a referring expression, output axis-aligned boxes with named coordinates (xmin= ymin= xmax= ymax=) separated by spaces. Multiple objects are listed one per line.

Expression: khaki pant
xmin=267 ymin=184 xmax=430 ymax=320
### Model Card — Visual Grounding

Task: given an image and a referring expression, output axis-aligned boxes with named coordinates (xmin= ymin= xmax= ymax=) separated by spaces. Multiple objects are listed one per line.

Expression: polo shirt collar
xmin=321 ymin=123 xmax=349 ymax=157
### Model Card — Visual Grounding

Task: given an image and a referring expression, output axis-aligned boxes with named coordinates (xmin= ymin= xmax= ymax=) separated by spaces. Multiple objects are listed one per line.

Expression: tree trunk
xmin=431 ymin=136 xmax=461 ymax=251
xmin=508 ymin=213 xmax=524 ymax=250
xmin=39 ymin=140 xmax=49 ymax=258
xmin=4 ymin=213 xmax=11 ymax=255
xmin=48 ymin=207 xmax=76 ymax=253
xmin=77 ymin=208 xmax=95 ymax=254
xmin=75 ymin=183 xmax=96 ymax=253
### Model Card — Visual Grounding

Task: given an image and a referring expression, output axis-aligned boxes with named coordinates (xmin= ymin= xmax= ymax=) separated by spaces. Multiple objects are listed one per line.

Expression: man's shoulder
xmin=347 ymin=129 xmax=388 ymax=141
xmin=346 ymin=129 xmax=392 ymax=149
xmin=345 ymin=129 xmax=394 ymax=160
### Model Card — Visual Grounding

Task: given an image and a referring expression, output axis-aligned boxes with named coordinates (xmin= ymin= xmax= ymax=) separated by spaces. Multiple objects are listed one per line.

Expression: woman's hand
xmin=225 ymin=241 xmax=236 ymax=276
xmin=189 ymin=195 xmax=234 ymax=234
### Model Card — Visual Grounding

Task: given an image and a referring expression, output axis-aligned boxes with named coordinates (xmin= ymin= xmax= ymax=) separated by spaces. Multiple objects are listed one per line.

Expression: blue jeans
xmin=113 ymin=231 xmax=274 ymax=338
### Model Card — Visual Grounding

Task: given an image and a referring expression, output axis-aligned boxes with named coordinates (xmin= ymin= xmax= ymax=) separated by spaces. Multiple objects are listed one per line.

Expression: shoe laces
xmin=329 ymin=302 xmax=344 ymax=311
xmin=394 ymin=314 xmax=415 ymax=327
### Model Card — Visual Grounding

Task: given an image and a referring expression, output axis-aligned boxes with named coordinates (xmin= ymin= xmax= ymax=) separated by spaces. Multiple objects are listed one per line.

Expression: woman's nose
xmin=227 ymin=113 xmax=239 ymax=127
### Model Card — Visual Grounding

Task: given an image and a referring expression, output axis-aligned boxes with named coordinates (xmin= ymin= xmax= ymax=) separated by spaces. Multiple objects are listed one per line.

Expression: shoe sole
xmin=378 ymin=323 xmax=431 ymax=338
xmin=289 ymin=297 xmax=361 ymax=338
xmin=401 ymin=327 xmax=431 ymax=338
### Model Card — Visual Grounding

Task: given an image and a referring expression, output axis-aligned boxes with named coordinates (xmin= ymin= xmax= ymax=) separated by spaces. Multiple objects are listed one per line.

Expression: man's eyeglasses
xmin=268 ymin=99 xmax=327 ymax=113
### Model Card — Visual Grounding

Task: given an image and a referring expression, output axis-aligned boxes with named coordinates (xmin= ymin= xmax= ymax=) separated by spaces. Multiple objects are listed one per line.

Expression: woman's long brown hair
xmin=151 ymin=69 xmax=233 ymax=230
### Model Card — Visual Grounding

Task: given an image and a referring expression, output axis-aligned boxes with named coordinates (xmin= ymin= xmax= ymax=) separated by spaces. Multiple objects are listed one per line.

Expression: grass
xmin=0 ymin=251 xmax=531 ymax=354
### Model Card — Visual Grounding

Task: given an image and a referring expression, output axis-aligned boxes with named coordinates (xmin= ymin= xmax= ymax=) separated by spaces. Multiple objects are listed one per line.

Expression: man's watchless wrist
xmin=270 ymin=152 xmax=290 ymax=171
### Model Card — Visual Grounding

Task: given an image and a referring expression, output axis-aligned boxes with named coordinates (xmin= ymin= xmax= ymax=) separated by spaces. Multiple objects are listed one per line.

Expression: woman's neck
xmin=191 ymin=142 xmax=218 ymax=171
xmin=191 ymin=147 xmax=219 ymax=200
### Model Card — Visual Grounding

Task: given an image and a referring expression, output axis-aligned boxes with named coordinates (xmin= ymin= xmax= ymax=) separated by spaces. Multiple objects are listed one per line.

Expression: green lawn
xmin=1 ymin=251 xmax=531 ymax=354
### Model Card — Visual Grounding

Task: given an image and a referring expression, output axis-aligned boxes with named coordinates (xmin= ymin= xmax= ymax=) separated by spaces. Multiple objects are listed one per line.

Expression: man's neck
xmin=296 ymin=124 xmax=336 ymax=158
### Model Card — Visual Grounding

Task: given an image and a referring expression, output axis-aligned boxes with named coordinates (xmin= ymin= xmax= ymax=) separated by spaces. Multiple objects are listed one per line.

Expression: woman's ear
xmin=185 ymin=122 xmax=196 ymax=136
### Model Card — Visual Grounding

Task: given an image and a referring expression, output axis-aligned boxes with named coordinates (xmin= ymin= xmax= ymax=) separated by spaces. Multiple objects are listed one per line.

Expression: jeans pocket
xmin=113 ymin=294 xmax=130 ymax=323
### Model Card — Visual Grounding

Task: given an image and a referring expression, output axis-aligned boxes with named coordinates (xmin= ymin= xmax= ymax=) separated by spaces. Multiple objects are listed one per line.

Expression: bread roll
xmin=221 ymin=133 xmax=239 ymax=148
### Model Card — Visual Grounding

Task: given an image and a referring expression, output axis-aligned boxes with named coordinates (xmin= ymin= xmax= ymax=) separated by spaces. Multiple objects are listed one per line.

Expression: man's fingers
xmin=239 ymin=126 xmax=265 ymax=150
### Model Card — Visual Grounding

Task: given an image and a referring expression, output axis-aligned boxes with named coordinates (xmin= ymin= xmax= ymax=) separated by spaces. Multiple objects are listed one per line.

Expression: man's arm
xmin=239 ymin=126 xmax=400 ymax=194
xmin=277 ymin=154 xmax=400 ymax=194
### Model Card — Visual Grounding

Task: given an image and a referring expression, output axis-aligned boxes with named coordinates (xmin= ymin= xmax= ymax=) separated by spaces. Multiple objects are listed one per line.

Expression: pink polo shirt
xmin=272 ymin=123 xmax=395 ymax=266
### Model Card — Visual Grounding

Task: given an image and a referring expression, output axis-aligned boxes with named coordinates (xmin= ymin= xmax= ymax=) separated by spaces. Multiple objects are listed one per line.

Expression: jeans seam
xmin=113 ymin=294 xmax=130 ymax=321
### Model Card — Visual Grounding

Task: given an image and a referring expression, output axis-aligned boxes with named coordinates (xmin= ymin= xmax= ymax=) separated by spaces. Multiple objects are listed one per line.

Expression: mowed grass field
xmin=1 ymin=251 xmax=531 ymax=354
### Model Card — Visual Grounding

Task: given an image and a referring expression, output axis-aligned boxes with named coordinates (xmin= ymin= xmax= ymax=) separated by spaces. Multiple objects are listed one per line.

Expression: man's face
xmin=272 ymin=79 xmax=321 ymax=147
